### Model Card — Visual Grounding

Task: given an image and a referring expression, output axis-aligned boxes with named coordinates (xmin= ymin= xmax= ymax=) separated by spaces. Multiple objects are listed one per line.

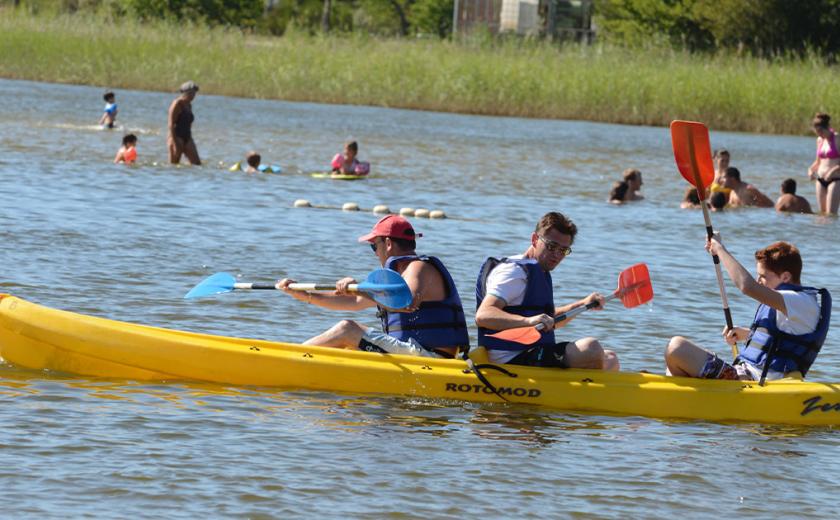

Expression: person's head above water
xmin=781 ymin=178 xmax=797 ymax=195
xmin=104 ymin=91 xmax=115 ymax=103
xmin=609 ymin=181 xmax=629 ymax=202
xmin=122 ymin=133 xmax=137 ymax=147
xmin=709 ymin=190 xmax=727 ymax=210
xmin=344 ymin=140 xmax=358 ymax=159
xmin=246 ymin=151 xmax=261 ymax=169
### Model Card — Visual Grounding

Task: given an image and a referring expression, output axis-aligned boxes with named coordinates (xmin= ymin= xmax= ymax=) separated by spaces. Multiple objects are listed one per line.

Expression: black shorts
xmin=507 ymin=342 xmax=570 ymax=368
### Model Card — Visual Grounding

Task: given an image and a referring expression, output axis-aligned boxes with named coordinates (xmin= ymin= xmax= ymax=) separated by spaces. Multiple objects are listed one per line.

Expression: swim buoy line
xmin=290 ymin=200 xmax=479 ymax=221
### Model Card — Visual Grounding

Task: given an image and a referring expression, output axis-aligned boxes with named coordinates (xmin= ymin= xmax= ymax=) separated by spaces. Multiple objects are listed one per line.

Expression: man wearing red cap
xmin=277 ymin=215 xmax=469 ymax=358
xmin=475 ymin=212 xmax=619 ymax=370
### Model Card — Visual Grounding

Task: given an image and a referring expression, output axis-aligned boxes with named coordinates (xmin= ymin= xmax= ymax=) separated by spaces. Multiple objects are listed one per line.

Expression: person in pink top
xmin=806 ymin=113 xmax=840 ymax=215
xmin=331 ymin=141 xmax=370 ymax=176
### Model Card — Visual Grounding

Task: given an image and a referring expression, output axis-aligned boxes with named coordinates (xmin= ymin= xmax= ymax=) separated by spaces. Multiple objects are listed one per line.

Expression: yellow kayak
xmin=1 ymin=294 xmax=839 ymax=425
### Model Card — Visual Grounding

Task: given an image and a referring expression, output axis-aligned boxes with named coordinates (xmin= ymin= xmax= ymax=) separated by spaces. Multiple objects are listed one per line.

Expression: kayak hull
xmin=1 ymin=295 xmax=839 ymax=425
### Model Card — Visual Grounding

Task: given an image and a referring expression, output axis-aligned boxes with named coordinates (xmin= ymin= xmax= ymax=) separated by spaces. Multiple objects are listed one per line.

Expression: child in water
xmin=114 ymin=134 xmax=138 ymax=164
xmin=99 ymin=91 xmax=118 ymax=129
xmin=331 ymin=141 xmax=370 ymax=175
xmin=245 ymin=151 xmax=261 ymax=173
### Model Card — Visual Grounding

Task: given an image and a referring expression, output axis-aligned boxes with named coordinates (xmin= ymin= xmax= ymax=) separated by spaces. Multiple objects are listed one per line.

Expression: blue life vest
xmin=738 ymin=283 xmax=831 ymax=376
xmin=475 ymin=257 xmax=555 ymax=351
xmin=379 ymin=255 xmax=469 ymax=352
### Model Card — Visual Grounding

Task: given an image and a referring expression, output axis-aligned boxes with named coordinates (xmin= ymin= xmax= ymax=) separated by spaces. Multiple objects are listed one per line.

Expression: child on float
xmin=114 ymin=134 xmax=138 ymax=164
xmin=331 ymin=141 xmax=370 ymax=176
xmin=99 ymin=91 xmax=118 ymax=129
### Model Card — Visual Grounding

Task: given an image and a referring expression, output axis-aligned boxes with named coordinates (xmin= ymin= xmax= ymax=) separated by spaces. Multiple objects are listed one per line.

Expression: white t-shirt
xmin=484 ymin=255 xmax=545 ymax=364
xmin=776 ymin=290 xmax=820 ymax=334
xmin=484 ymin=255 xmax=536 ymax=307
xmin=741 ymin=289 xmax=820 ymax=381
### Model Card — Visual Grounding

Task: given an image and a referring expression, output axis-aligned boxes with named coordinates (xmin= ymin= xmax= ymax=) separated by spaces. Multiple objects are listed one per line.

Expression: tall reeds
xmin=1 ymin=9 xmax=837 ymax=135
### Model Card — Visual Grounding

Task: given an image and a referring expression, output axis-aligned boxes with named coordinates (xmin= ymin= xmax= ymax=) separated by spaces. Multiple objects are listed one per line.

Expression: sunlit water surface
xmin=1 ymin=79 xmax=838 ymax=517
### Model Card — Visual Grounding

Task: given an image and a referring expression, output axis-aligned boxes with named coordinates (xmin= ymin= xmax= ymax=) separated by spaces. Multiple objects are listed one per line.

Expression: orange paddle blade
xmin=617 ymin=263 xmax=653 ymax=308
xmin=670 ymin=120 xmax=714 ymax=197
xmin=485 ymin=326 xmax=542 ymax=345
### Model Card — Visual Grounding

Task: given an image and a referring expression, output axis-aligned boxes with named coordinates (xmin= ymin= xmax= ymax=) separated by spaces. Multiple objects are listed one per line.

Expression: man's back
xmin=775 ymin=193 xmax=813 ymax=214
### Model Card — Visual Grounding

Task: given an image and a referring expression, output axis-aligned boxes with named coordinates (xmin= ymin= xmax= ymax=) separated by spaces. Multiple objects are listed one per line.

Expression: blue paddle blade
xmin=358 ymin=268 xmax=412 ymax=309
xmin=257 ymin=164 xmax=282 ymax=174
xmin=184 ymin=272 xmax=237 ymax=299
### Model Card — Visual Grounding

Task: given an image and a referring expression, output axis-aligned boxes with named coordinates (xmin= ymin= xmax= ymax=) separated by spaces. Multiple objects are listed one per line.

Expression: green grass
xmin=2 ymin=8 xmax=838 ymax=135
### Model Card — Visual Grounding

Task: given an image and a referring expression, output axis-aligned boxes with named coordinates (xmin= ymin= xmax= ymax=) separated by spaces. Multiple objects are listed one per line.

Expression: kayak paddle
xmin=485 ymin=263 xmax=653 ymax=345
xmin=670 ymin=120 xmax=737 ymax=359
xmin=184 ymin=267 xmax=413 ymax=309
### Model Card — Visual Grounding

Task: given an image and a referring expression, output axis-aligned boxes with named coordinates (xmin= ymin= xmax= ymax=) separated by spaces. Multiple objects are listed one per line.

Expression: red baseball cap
xmin=358 ymin=215 xmax=422 ymax=243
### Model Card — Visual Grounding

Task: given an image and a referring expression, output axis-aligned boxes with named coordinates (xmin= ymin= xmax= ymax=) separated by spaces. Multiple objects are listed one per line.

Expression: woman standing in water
xmin=167 ymin=81 xmax=201 ymax=165
xmin=807 ymin=113 xmax=840 ymax=214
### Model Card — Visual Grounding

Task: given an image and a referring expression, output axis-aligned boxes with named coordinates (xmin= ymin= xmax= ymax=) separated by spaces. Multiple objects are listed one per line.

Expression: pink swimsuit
xmin=816 ymin=129 xmax=839 ymax=159
xmin=331 ymin=153 xmax=370 ymax=175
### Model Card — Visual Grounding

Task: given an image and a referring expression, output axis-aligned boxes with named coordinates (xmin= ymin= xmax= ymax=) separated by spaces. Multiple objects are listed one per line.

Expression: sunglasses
xmin=538 ymin=235 xmax=572 ymax=256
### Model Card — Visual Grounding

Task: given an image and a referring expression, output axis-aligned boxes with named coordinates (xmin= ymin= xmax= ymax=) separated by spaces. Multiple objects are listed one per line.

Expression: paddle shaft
xmin=232 ymin=283 xmax=362 ymax=292
xmin=685 ymin=126 xmax=738 ymax=359
xmin=535 ymin=292 xmax=619 ymax=331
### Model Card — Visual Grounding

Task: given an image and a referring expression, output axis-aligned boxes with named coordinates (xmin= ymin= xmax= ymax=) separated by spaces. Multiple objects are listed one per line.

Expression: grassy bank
xmin=1 ymin=9 xmax=838 ymax=135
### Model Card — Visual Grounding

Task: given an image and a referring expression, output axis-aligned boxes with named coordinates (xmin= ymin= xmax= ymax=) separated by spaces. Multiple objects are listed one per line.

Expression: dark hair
xmin=683 ymin=186 xmax=700 ymax=205
xmin=813 ymin=112 xmax=831 ymax=129
xmin=723 ymin=166 xmax=741 ymax=182
xmin=246 ymin=151 xmax=261 ymax=168
xmin=122 ymin=133 xmax=137 ymax=146
xmin=622 ymin=168 xmax=641 ymax=182
xmin=535 ymin=212 xmax=578 ymax=243
xmin=710 ymin=191 xmax=727 ymax=209
xmin=345 ymin=141 xmax=359 ymax=153
xmin=609 ymin=181 xmax=629 ymax=202
xmin=389 ymin=237 xmax=416 ymax=250
xmin=781 ymin=178 xmax=797 ymax=194
xmin=755 ymin=241 xmax=802 ymax=284
xmin=104 ymin=91 xmax=115 ymax=102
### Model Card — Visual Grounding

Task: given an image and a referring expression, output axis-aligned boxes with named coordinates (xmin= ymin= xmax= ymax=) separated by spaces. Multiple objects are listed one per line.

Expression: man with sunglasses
xmin=475 ymin=212 xmax=619 ymax=369
xmin=276 ymin=215 xmax=469 ymax=358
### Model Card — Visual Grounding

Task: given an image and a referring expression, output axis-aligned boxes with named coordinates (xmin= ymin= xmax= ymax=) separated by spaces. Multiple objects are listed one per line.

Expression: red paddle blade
xmin=485 ymin=326 xmax=542 ymax=345
xmin=670 ymin=120 xmax=714 ymax=197
xmin=617 ymin=263 xmax=653 ymax=308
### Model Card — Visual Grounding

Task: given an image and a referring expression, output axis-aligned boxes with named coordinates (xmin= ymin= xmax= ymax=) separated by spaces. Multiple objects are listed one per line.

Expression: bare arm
xmin=749 ymin=186 xmax=775 ymax=208
xmin=707 ymin=237 xmax=787 ymax=314
xmin=552 ymin=292 xmax=606 ymax=328
xmin=476 ymin=295 xmax=553 ymax=331
xmin=168 ymin=99 xmax=181 ymax=137
xmin=276 ymin=278 xmax=376 ymax=312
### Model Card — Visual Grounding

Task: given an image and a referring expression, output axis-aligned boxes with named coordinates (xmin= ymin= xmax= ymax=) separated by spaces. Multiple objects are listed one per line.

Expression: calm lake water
xmin=1 ymin=78 xmax=838 ymax=518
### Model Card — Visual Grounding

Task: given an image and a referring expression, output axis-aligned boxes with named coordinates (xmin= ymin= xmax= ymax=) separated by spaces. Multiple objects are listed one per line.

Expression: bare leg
xmin=815 ymin=181 xmax=827 ymax=214
xmin=183 ymin=138 xmax=201 ymax=166
xmin=564 ymin=337 xmax=611 ymax=369
xmin=303 ymin=319 xmax=367 ymax=349
xmin=664 ymin=336 xmax=712 ymax=377
xmin=827 ymin=181 xmax=840 ymax=215
xmin=168 ymin=136 xmax=183 ymax=164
